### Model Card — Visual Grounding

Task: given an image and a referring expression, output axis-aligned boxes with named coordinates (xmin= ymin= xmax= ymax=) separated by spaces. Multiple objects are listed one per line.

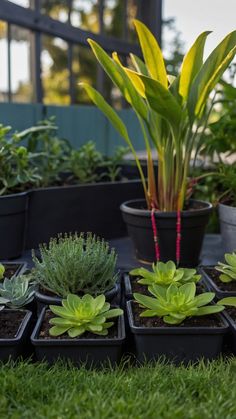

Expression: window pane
xmin=0 ymin=21 xmax=9 ymax=102
xmin=103 ymin=0 xmax=123 ymax=38
xmin=41 ymin=36 xmax=70 ymax=104
xmin=10 ymin=25 xmax=34 ymax=102
xmin=71 ymin=0 xmax=99 ymax=33
xmin=73 ymin=44 xmax=97 ymax=104
xmin=41 ymin=0 xmax=69 ymax=23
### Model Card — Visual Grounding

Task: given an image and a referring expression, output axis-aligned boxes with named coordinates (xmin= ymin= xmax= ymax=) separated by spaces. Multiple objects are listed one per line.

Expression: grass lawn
xmin=0 ymin=358 xmax=236 ymax=419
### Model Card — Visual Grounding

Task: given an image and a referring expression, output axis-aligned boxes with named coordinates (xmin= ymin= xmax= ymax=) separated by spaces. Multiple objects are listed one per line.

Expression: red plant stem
xmin=151 ymin=207 xmax=160 ymax=261
xmin=176 ymin=209 xmax=181 ymax=266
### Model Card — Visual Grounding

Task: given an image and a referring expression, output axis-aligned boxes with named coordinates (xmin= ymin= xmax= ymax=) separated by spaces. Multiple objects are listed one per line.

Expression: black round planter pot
xmin=120 ymin=199 xmax=212 ymax=267
xmin=0 ymin=192 xmax=28 ymax=259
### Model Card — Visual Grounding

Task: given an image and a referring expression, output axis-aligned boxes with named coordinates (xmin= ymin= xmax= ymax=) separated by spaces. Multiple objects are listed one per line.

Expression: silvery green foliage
xmin=32 ymin=233 xmax=117 ymax=297
xmin=0 ymin=275 xmax=35 ymax=308
xmin=130 ymin=261 xmax=201 ymax=287
xmin=216 ymin=252 xmax=236 ymax=283
xmin=49 ymin=294 xmax=123 ymax=337
xmin=134 ymin=283 xmax=224 ymax=325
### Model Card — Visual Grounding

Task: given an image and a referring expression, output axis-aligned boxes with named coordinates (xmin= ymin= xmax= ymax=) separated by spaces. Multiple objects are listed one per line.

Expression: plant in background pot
xmin=216 ymin=164 xmax=236 ymax=253
xmin=31 ymin=293 xmax=125 ymax=366
xmin=82 ymin=20 xmax=236 ymax=266
xmin=0 ymin=274 xmax=34 ymax=361
xmin=32 ymin=233 xmax=119 ymax=314
xmin=200 ymin=251 xmax=236 ymax=298
xmin=127 ymin=282 xmax=228 ymax=363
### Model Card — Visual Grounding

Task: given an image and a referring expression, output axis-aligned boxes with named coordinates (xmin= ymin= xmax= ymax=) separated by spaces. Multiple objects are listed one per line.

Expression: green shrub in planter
xmin=49 ymin=294 xmax=123 ymax=337
xmin=32 ymin=233 xmax=118 ymax=297
xmin=130 ymin=261 xmax=200 ymax=287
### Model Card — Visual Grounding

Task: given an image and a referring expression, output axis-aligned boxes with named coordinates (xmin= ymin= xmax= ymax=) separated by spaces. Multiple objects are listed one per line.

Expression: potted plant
xmin=0 ymin=274 xmax=35 ymax=360
xmin=124 ymin=261 xmax=201 ymax=300
xmin=127 ymin=282 xmax=229 ymax=363
xmin=200 ymin=252 xmax=236 ymax=298
xmin=32 ymin=233 xmax=120 ymax=315
xmin=216 ymin=165 xmax=236 ymax=252
xmin=82 ymin=20 xmax=236 ymax=266
xmin=31 ymin=293 xmax=125 ymax=367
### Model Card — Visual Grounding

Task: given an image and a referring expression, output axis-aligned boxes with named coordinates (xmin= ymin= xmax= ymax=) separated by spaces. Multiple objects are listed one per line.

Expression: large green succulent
xmin=0 ymin=264 xmax=5 ymax=280
xmin=215 ymin=252 xmax=236 ymax=283
xmin=130 ymin=261 xmax=201 ymax=287
xmin=134 ymin=283 xmax=224 ymax=325
xmin=0 ymin=275 xmax=35 ymax=309
xmin=49 ymin=294 xmax=123 ymax=338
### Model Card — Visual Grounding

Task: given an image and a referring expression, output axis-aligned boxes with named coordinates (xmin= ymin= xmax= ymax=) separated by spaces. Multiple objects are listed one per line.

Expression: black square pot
xmin=1 ymin=261 xmax=27 ymax=278
xmin=127 ymin=301 xmax=228 ymax=364
xmin=221 ymin=310 xmax=236 ymax=354
xmin=200 ymin=266 xmax=236 ymax=299
xmin=0 ymin=309 xmax=32 ymax=361
xmin=31 ymin=307 xmax=126 ymax=367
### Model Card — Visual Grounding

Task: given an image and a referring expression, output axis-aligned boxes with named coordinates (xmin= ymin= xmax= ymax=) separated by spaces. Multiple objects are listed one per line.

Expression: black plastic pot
xmin=200 ymin=266 xmax=236 ymax=299
xmin=26 ymin=180 xmax=143 ymax=249
xmin=2 ymin=261 xmax=27 ymax=278
xmin=0 ymin=192 xmax=28 ymax=259
xmin=0 ymin=309 xmax=32 ymax=361
xmin=121 ymin=199 xmax=212 ymax=267
xmin=221 ymin=310 xmax=236 ymax=354
xmin=127 ymin=301 xmax=228 ymax=363
xmin=31 ymin=307 xmax=125 ymax=367
xmin=35 ymin=283 xmax=120 ymax=316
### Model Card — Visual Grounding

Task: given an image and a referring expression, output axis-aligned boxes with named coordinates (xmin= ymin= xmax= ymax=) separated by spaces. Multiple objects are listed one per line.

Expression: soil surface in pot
xmin=130 ymin=277 xmax=205 ymax=296
xmin=0 ymin=311 xmax=26 ymax=338
xmin=38 ymin=311 xmax=118 ymax=340
xmin=132 ymin=303 xmax=224 ymax=328
xmin=129 ymin=200 xmax=207 ymax=211
xmin=4 ymin=264 xmax=21 ymax=279
xmin=204 ymin=268 xmax=236 ymax=292
xmin=225 ymin=307 xmax=236 ymax=322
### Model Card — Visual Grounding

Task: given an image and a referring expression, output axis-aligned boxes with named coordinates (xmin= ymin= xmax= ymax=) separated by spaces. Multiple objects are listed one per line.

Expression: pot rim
xmin=0 ymin=191 xmax=28 ymax=199
xmin=120 ymin=199 xmax=212 ymax=218
xmin=127 ymin=301 xmax=228 ymax=334
xmin=218 ymin=202 xmax=236 ymax=210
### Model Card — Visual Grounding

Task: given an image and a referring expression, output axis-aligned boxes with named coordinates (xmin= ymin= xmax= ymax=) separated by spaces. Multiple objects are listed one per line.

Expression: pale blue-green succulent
xmin=0 ymin=275 xmax=35 ymax=308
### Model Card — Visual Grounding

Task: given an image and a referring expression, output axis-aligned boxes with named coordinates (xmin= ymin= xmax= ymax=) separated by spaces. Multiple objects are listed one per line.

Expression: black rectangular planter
xmin=127 ymin=301 xmax=228 ymax=364
xmin=26 ymin=179 xmax=143 ymax=249
xmin=200 ymin=266 xmax=236 ymax=299
xmin=0 ymin=309 xmax=32 ymax=361
xmin=221 ymin=310 xmax=236 ymax=354
xmin=31 ymin=307 xmax=126 ymax=367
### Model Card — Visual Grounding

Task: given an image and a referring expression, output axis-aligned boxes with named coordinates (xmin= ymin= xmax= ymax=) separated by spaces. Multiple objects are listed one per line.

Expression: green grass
xmin=0 ymin=358 xmax=236 ymax=419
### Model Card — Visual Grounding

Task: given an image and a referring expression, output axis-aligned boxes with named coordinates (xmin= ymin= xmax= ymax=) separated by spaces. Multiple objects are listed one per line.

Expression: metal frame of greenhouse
xmin=0 ymin=0 xmax=162 ymax=104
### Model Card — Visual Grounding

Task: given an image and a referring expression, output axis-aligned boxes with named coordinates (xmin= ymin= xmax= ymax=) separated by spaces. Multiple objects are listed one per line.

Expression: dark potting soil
xmin=204 ymin=268 xmax=236 ymax=292
xmin=39 ymin=311 xmax=118 ymax=340
xmin=130 ymin=277 xmax=205 ymax=296
xmin=132 ymin=302 xmax=224 ymax=328
xmin=4 ymin=264 xmax=20 ymax=279
xmin=0 ymin=311 xmax=26 ymax=338
xmin=225 ymin=307 xmax=236 ymax=322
